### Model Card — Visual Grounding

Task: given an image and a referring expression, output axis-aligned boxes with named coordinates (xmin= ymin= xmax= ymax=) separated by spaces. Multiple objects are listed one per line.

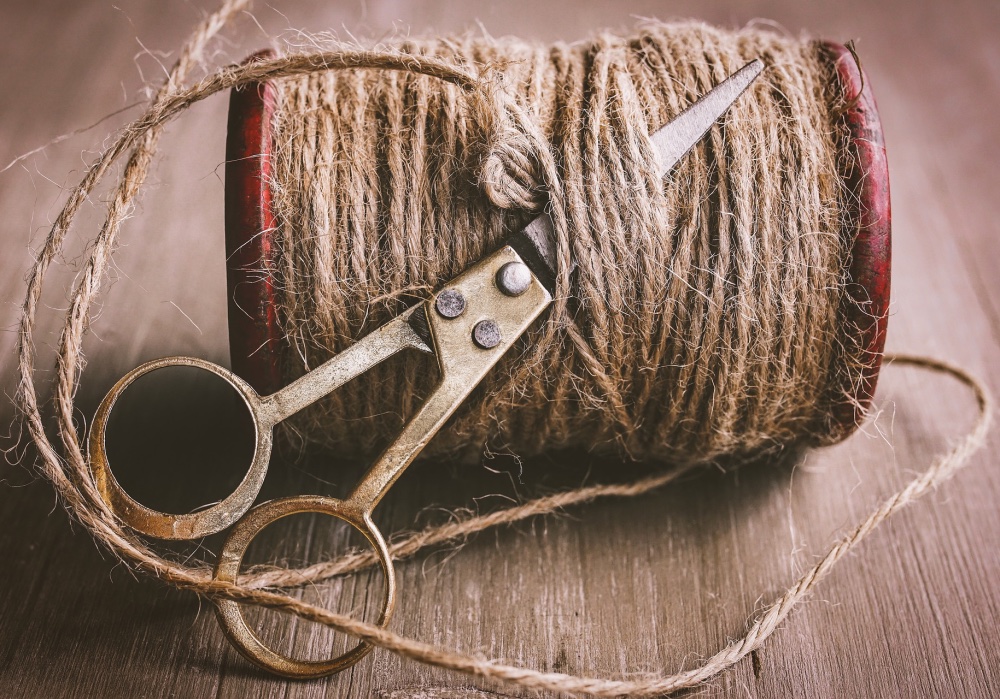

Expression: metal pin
xmin=472 ymin=320 xmax=502 ymax=349
xmin=495 ymin=261 xmax=532 ymax=297
xmin=435 ymin=289 xmax=466 ymax=318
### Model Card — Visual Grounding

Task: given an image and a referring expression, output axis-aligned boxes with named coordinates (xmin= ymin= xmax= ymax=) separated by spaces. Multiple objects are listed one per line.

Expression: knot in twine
xmin=471 ymin=76 xmax=549 ymax=210
xmin=13 ymin=1 xmax=992 ymax=696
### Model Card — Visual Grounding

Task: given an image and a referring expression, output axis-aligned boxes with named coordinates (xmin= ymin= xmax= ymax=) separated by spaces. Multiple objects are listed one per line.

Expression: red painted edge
xmin=224 ymin=45 xmax=891 ymax=438
xmin=225 ymin=50 xmax=285 ymax=396
xmin=821 ymin=41 xmax=892 ymax=438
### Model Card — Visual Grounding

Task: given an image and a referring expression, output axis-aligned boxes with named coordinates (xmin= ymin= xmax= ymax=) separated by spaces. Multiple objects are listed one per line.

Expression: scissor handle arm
xmin=346 ymin=245 xmax=553 ymax=513
xmin=88 ymin=355 xmax=274 ymax=540
xmin=210 ymin=244 xmax=553 ymax=679
xmin=259 ymin=307 xmax=431 ymax=426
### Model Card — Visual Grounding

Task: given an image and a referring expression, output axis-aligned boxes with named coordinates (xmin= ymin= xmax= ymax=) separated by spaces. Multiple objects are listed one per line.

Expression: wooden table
xmin=1 ymin=1 xmax=998 ymax=696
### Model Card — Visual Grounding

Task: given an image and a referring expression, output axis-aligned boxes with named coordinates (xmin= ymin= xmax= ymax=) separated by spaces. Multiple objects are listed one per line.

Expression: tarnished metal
xmin=89 ymin=245 xmax=553 ymax=678
xmin=496 ymin=261 xmax=532 ymax=297
xmin=649 ymin=59 xmax=763 ymax=177
xmin=90 ymin=356 xmax=269 ymax=541
xmin=214 ymin=495 xmax=395 ymax=678
xmin=434 ymin=288 xmax=466 ymax=319
xmin=472 ymin=319 xmax=503 ymax=349
xmin=216 ymin=246 xmax=551 ymax=676
xmin=507 ymin=213 xmax=562 ymax=292
xmin=506 ymin=59 xmax=763 ymax=296
xmin=89 ymin=60 xmax=763 ymax=680
xmin=89 ymin=305 xmax=433 ymax=541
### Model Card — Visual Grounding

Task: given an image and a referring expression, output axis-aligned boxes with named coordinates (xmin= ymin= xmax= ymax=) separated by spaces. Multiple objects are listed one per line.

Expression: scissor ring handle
xmin=213 ymin=495 xmax=396 ymax=679
xmin=88 ymin=356 xmax=273 ymax=540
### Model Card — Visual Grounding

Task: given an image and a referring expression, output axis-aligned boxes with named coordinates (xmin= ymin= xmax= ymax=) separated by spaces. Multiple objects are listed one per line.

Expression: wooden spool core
xmin=224 ymin=43 xmax=891 ymax=439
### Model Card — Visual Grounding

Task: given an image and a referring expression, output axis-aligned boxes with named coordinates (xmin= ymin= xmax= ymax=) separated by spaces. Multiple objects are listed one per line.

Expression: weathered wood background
xmin=1 ymin=1 xmax=998 ymax=697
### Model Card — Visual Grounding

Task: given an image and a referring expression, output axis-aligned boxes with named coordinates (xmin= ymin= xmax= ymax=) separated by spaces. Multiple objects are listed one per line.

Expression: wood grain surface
xmin=1 ymin=1 xmax=998 ymax=697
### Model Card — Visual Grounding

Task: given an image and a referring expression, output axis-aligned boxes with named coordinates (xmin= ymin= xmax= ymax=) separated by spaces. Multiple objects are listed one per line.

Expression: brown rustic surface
xmin=1 ymin=1 xmax=998 ymax=697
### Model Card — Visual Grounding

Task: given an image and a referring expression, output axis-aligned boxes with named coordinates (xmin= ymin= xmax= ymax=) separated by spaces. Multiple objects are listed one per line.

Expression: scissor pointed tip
xmin=726 ymin=58 xmax=765 ymax=99
xmin=721 ymin=59 xmax=764 ymax=102
xmin=506 ymin=58 xmax=766 ymax=289
xmin=651 ymin=57 xmax=765 ymax=178
xmin=743 ymin=58 xmax=765 ymax=80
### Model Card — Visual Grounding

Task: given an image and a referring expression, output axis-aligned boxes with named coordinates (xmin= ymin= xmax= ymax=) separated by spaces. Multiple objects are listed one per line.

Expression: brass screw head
xmin=495 ymin=261 xmax=532 ymax=297
xmin=435 ymin=289 xmax=466 ymax=318
xmin=472 ymin=319 xmax=502 ymax=349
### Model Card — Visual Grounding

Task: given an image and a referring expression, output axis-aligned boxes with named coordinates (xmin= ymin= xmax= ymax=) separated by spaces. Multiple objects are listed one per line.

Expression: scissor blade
xmin=651 ymin=59 xmax=763 ymax=178
xmin=507 ymin=212 xmax=561 ymax=293
xmin=508 ymin=58 xmax=763 ymax=292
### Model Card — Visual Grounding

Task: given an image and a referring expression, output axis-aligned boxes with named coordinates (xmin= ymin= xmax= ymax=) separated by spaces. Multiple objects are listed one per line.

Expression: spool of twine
xmin=14 ymin=1 xmax=991 ymax=695
xmin=261 ymin=22 xmax=869 ymax=464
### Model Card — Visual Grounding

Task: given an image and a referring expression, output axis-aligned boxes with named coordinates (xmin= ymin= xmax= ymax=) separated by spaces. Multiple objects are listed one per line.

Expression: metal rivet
xmin=495 ymin=261 xmax=532 ymax=297
xmin=472 ymin=320 xmax=502 ymax=349
xmin=435 ymin=289 xmax=466 ymax=319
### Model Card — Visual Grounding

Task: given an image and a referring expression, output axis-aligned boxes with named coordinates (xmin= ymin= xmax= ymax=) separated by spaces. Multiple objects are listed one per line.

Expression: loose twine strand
xmin=200 ymin=351 xmax=994 ymax=699
xmin=14 ymin=1 xmax=993 ymax=695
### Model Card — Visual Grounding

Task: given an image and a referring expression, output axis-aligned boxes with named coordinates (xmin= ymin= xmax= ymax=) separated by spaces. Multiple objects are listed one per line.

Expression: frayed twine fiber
xmin=14 ymin=1 xmax=992 ymax=695
xmin=270 ymin=23 xmax=853 ymax=463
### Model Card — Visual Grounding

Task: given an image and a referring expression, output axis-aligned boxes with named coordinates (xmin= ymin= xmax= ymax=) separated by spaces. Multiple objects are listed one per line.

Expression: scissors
xmin=89 ymin=58 xmax=763 ymax=678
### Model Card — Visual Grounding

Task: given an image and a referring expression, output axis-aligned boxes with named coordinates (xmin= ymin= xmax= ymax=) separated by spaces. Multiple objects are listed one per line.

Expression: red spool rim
xmin=820 ymin=41 xmax=892 ymax=436
xmin=224 ymin=50 xmax=283 ymax=396
xmin=224 ymin=42 xmax=891 ymax=436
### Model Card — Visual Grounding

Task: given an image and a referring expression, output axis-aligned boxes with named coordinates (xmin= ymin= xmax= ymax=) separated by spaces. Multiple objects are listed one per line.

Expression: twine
xmin=268 ymin=23 xmax=852 ymax=463
xmin=14 ymin=2 xmax=992 ymax=695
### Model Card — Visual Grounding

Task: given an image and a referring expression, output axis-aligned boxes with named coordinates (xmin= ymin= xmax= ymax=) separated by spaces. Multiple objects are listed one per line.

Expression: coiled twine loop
xmin=266 ymin=22 xmax=860 ymax=464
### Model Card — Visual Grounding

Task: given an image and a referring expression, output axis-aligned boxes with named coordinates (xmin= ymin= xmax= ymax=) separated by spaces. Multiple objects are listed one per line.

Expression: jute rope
xmin=15 ymin=2 xmax=992 ymax=695
xmin=268 ymin=23 xmax=850 ymax=463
